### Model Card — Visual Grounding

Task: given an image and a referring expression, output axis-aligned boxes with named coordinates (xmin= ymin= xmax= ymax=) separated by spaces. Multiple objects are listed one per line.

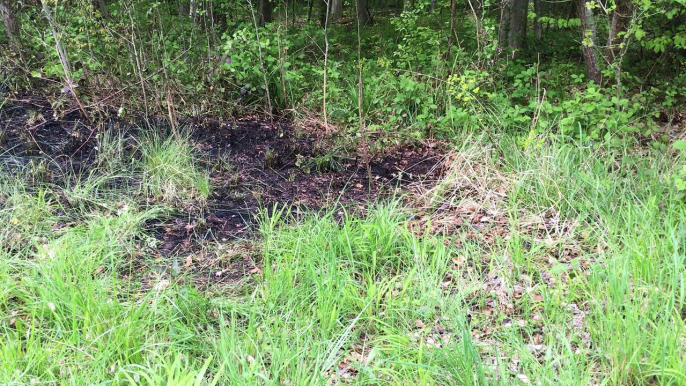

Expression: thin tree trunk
xmin=93 ymin=0 xmax=110 ymax=19
xmin=357 ymin=0 xmax=371 ymax=25
xmin=498 ymin=0 xmax=512 ymax=51
xmin=319 ymin=0 xmax=327 ymax=26
xmin=178 ymin=0 xmax=189 ymax=18
xmin=190 ymin=0 xmax=198 ymax=23
xmin=446 ymin=0 xmax=456 ymax=58
xmin=605 ymin=0 xmax=632 ymax=62
xmin=533 ymin=0 xmax=542 ymax=41
xmin=507 ymin=0 xmax=528 ymax=51
xmin=575 ymin=0 xmax=602 ymax=84
xmin=258 ymin=0 xmax=273 ymax=25
xmin=0 ymin=0 xmax=20 ymax=49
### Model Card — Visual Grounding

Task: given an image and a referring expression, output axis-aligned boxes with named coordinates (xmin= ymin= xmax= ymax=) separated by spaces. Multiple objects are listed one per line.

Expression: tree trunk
xmin=0 ymin=0 xmax=20 ymax=49
xmin=575 ymin=0 xmax=602 ymax=84
xmin=507 ymin=0 xmax=528 ymax=51
xmin=357 ymin=0 xmax=371 ymax=25
xmin=330 ymin=0 xmax=343 ymax=22
xmin=258 ymin=0 xmax=273 ymax=26
xmin=605 ymin=0 xmax=632 ymax=62
xmin=498 ymin=0 xmax=512 ymax=51
xmin=533 ymin=0 xmax=542 ymax=41
xmin=178 ymin=0 xmax=189 ymax=18
xmin=319 ymin=0 xmax=327 ymax=26
xmin=93 ymin=0 xmax=110 ymax=19
xmin=190 ymin=0 xmax=198 ymax=23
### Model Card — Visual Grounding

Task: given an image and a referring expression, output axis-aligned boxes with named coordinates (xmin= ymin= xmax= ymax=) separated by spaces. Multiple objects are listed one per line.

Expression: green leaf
xmin=673 ymin=140 xmax=686 ymax=150
xmin=635 ymin=28 xmax=646 ymax=41
xmin=550 ymin=264 xmax=569 ymax=275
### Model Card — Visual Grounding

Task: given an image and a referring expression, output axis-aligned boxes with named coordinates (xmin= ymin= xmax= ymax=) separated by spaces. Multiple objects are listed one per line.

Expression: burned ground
xmin=0 ymin=95 xmax=444 ymax=265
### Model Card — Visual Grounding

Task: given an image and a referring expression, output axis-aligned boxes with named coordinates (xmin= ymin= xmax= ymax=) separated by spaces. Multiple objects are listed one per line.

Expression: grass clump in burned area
xmin=1 ymin=97 xmax=686 ymax=385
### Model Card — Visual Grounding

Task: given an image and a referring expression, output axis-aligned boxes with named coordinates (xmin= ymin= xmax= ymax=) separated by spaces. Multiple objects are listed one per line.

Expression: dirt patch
xmin=156 ymin=118 xmax=444 ymax=255
xmin=0 ymin=95 xmax=445 ymax=258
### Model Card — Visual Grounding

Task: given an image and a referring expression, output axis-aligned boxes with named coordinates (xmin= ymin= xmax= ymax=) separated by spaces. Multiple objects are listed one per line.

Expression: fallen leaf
xmin=154 ymin=279 xmax=170 ymax=291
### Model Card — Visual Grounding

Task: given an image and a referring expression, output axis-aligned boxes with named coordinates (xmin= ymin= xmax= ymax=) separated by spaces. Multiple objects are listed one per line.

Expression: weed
xmin=264 ymin=147 xmax=278 ymax=169
xmin=96 ymin=125 xmax=135 ymax=173
xmin=138 ymin=131 xmax=210 ymax=204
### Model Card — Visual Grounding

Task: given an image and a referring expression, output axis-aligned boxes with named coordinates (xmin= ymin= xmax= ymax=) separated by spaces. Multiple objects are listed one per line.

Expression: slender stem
xmin=355 ymin=0 xmax=372 ymax=185
xmin=323 ymin=0 xmax=330 ymax=131
xmin=248 ymin=0 xmax=273 ymax=119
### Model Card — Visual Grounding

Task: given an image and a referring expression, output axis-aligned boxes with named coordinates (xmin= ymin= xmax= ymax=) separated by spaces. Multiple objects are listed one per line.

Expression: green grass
xmin=138 ymin=131 xmax=210 ymax=204
xmin=1 ymin=129 xmax=685 ymax=384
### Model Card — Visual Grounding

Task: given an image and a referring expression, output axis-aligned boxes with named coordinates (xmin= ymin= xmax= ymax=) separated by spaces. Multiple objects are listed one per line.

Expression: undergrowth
xmin=1 ymin=127 xmax=684 ymax=384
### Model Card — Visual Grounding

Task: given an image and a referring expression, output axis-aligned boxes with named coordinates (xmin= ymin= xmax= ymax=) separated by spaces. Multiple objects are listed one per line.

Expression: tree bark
xmin=498 ymin=0 xmax=512 ymax=51
xmin=507 ymin=0 xmax=528 ymax=51
xmin=0 ymin=0 xmax=20 ymax=49
xmin=605 ymin=0 xmax=632 ymax=62
xmin=258 ymin=0 xmax=272 ymax=25
xmin=357 ymin=0 xmax=371 ymax=25
xmin=258 ymin=0 xmax=273 ymax=26
xmin=319 ymin=0 xmax=327 ymax=26
xmin=330 ymin=0 xmax=342 ymax=22
xmin=190 ymin=0 xmax=198 ymax=23
xmin=533 ymin=0 xmax=542 ymax=41
xmin=93 ymin=0 xmax=110 ymax=19
xmin=575 ymin=0 xmax=602 ymax=84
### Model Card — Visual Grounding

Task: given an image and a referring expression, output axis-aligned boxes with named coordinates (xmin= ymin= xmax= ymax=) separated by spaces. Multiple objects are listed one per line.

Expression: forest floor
xmin=1 ymin=94 xmax=685 ymax=385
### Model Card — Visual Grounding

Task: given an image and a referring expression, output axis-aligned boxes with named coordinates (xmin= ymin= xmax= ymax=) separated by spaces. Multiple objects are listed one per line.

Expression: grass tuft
xmin=138 ymin=131 xmax=210 ymax=204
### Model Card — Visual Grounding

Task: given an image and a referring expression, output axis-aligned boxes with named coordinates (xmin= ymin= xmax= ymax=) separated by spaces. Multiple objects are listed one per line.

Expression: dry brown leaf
xmin=154 ymin=279 xmax=170 ymax=291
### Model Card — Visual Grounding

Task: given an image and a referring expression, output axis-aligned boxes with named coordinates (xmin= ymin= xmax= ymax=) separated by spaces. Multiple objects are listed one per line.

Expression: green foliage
xmin=3 ymin=0 xmax=685 ymax=143
xmin=556 ymin=86 xmax=636 ymax=139
xmin=673 ymin=140 xmax=686 ymax=198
